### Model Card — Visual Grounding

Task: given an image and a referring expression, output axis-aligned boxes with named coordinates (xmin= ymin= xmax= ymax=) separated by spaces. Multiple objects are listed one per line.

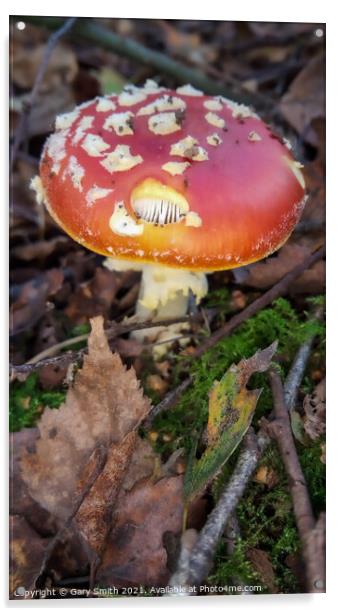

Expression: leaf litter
xmin=10 ymin=17 xmax=326 ymax=596
xmin=14 ymin=316 xmax=184 ymax=589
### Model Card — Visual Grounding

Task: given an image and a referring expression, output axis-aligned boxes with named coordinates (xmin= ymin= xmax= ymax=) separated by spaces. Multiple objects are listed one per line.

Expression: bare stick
xmin=10 ymin=315 xmax=196 ymax=377
xmin=191 ymin=245 xmax=325 ymax=359
xmin=168 ymin=529 xmax=198 ymax=595
xmin=187 ymin=429 xmax=266 ymax=586
xmin=267 ymin=370 xmax=324 ymax=592
xmin=175 ymin=331 xmax=318 ymax=590
xmin=10 ymin=17 xmax=77 ymax=169
xmin=284 ymin=306 xmax=323 ymax=415
xmin=143 ymin=246 xmax=325 ymax=424
xmin=16 ymin=16 xmax=277 ymax=114
xmin=144 ymin=376 xmax=193 ymax=428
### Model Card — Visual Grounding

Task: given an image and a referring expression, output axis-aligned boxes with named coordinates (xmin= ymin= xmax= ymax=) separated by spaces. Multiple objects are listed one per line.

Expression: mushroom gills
xmin=130 ymin=178 xmax=190 ymax=226
xmin=133 ymin=198 xmax=186 ymax=225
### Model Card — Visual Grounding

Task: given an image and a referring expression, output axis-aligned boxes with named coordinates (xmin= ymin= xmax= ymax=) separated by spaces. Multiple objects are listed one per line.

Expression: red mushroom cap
xmin=34 ymin=81 xmax=306 ymax=271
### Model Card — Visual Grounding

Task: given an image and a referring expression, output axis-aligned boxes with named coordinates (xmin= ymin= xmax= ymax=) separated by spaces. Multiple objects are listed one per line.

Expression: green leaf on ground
xmin=184 ymin=341 xmax=278 ymax=502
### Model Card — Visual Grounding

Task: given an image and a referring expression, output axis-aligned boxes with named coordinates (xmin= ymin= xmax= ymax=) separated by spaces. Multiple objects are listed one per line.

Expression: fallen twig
xmin=187 ymin=428 xmax=266 ymax=587
xmin=168 ymin=529 xmax=198 ymax=595
xmin=145 ymin=246 xmax=325 ymax=424
xmin=10 ymin=315 xmax=197 ymax=377
xmin=172 ymin=330 xmax=319 ymax=591
xmin=266 ymin=369 xmax=324 ymax=592
xmin=283 ymin=304 xmax=323 ymax=417
xmin=191 ymin=245 xmax=325 ymax=359
xmin=10 ymin=17 xmax=77 ymax=170
xmin=144 ymin=377 xmax=194 ymax=428
xmin=16 ymin=16 xmax=277 ymax=114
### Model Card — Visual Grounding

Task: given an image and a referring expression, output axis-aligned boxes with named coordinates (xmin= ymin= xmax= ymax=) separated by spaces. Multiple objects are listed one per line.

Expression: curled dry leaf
xmin=10 ymin=429 xmax=58 ymax=536
xmin=303 ymin=378 xmax=326 ymax=441
xmin=233 ymin=240 xmax=325 ymax=294
xmin=279 ymin=52 xmax=325 ymax=147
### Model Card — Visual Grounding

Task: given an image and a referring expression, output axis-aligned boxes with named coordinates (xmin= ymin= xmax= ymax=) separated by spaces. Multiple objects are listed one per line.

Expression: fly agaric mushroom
xmin=31 ymin=80 xmax=306 ymax=353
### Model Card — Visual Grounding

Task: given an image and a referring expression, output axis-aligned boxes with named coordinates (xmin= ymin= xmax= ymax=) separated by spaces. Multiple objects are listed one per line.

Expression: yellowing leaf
xmin=184 ymin=342 xmax=277 ymax=502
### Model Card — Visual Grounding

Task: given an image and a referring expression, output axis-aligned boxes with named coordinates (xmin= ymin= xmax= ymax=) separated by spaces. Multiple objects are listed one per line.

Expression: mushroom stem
xmin=104 ymin=258 xmax=208 ymax=356
xmin=134 ymin=264 xmax=208 ymax=354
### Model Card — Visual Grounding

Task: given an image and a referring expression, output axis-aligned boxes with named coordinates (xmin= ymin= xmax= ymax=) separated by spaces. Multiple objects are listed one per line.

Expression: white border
xmin=2 ymin=1 xmax=337 ymax=613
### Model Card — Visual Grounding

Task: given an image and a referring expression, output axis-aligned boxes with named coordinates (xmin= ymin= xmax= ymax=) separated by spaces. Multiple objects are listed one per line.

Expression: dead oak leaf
xmin=97 ymin=475 xmax=184 ymax=588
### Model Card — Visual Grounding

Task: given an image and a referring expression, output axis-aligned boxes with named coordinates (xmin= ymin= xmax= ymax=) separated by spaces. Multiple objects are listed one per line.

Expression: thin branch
xmin=145 ymin=246 xmax=325 ymax=424
xmin=10 ymin=315 xmax=196 ymax=377
xmin=283 ymin=305 xmax=323 ymax=416
xmin=174 ymin=332 xmax=318 ymax=590
xmin=187 ymin=428 xmax=265 ymax=587
xmin=168 ymin=529 xmax=198 ymax=595
xmin=191 ymin=245 xmax=325 ymax=359
xmin=10 ymin=17 xmax=77 ymax=170
xmin=266 ymin=369 xmax=324 ymax=592
xmin=16 ymin=16 xmax=277 ymax=114
xmin=144 ymin=377 xmax=193 ymax=428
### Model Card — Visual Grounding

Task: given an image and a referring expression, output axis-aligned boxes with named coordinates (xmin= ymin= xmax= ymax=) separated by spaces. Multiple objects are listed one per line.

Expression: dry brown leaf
xmin=146 ymin=373 xmax=169 ymax=395
xmin=11 ymin=39 xmax=78 ymax=137
xmin=10 ymin=429 xmax=58 ymax=536
xmin=12 ymin=42 xmax=78 ymax=90
xmin=254 ymin=465 xmax=279 ymax=489
xmin=246 ymin=547 xmax=278 ymax=593
xmin=299 ymin=159 xmax=325 ymax=227
xmin=75 ymin=432 xmax=137 ymax=559
xmin=157 ymin=19 xmax=216 ymax=67
xmin=280 ymin=53 xmax=325 ymax=146
xmin=97 ymin=475 xmax=184 ymax=588
xmin=21 ymin=317 xmax=150 ymax=549
xmin=10 ymin=269 xmax=64 ymax=335
xmin=303 ymin=378 xmax=326 ymax=441
xmin=64 ymin=268 xmax=139 ymax=324
xmin=12 ymin=237 xmax=71 ymax=262
xmin=9 ymin=515 xmax=48 ymax=597
xmin=233 ymin=240 xmax=325 ymax=294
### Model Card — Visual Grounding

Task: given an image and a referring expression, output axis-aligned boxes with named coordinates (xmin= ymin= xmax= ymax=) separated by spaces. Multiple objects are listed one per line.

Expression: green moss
xmin=9 ymin=373 xmax=65 ymax=432
xmin=299 ymin=439 xmax=326 ymax=512
xmin=209 ymin=438 xmax=324 ymax=593
xmin=204 ymin=287 xmax=232 ymax=313
xmin=208 ymin=539 xmax=263 ymax=591
xmin=226 ymin=447 xmax=300 ymax=592
xmin=153 ymin=298 xmax=325 ymax=456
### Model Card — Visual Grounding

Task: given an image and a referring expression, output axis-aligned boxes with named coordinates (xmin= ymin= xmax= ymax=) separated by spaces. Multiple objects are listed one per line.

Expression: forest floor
xmin=9 ymin=17 xmax=325 ymax=598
